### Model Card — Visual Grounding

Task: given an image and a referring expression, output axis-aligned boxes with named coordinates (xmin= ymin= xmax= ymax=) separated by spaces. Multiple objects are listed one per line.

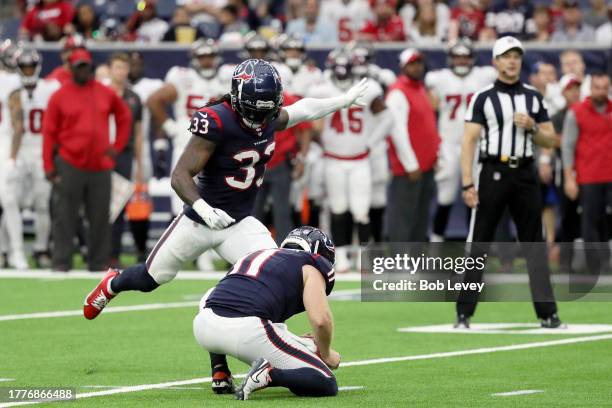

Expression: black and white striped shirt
xmin=465 ymin=80 xmax=549 ymax=159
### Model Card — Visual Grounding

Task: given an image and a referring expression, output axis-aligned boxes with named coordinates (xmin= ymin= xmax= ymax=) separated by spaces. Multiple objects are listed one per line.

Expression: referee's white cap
xmin=492 ymin=36 xmax=525 ymax=59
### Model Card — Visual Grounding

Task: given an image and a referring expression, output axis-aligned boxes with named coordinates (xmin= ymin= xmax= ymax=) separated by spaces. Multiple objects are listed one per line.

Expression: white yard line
xmin=1 ymin=333 xmax=610 ymax=407
xmin=0 ymin=379 xmax=15 ymax=383
xmin=0 ymin=270 xmax=362 ymax=282
xmin=0 ymin=289 xmax=360 ymax=322
xmin=0 ymin=302 xmax=199 ymax=322
xmin=338 ymin=386 xmax=365 ymax=391
xmin=492 ymin=390 xmax=544 ymax=396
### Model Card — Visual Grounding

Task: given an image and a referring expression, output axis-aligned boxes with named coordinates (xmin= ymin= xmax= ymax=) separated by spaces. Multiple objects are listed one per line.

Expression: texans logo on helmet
xmin=233 ymin=60 xmax=257 ymax=82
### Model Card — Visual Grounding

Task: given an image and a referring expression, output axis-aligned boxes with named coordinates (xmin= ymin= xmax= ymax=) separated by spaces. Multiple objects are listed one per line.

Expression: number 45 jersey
xmin=308 ymin=78 xmax=383 ymax=159
xmin=184 ymin=101 xmax=277 ymax=224
xmin=425 ymin=66 xmax=497 ymax=144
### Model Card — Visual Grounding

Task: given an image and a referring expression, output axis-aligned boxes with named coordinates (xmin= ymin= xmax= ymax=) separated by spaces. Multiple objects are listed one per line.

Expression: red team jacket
xmin=42 ymin=79 xmax=132 ymax=173
xmin=573 ymin=97 xmax=612 ymax=184
xmin=387 ymin=76 xmax=440 ymax=175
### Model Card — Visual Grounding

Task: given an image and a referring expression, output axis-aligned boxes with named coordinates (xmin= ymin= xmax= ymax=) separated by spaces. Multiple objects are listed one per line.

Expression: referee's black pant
xmin=456 ymin=161 xmax=557 ymax=319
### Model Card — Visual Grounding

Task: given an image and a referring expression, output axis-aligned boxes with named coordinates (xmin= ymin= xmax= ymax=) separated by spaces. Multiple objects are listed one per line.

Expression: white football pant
xmin=434 ymin=140 xmax=462 ymax=206
xmin=193 ymin=307 xmax=333 ymax=378
xmin=324 ymin=157 xmax=371 ymax=224
xmin=146 ymin=214 xmax=277 ymax=284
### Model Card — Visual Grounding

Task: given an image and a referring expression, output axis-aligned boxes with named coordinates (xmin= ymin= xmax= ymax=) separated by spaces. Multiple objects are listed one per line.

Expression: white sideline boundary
xmin=1 ymin=333 xmax=611 ymax=407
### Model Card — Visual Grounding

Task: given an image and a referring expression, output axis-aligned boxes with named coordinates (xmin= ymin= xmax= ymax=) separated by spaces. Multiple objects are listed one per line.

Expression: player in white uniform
xmin=0 ymin=40 xmax=26 ymax=269
xmin=128 ymin=52 xmax=164 ymax=182
xmin=7 ymin=48 xmax=60 ymax=268
xmin=349 ymin=41 xmax=395 ymax=242
xmin=310 ymin=48 xmax=392 ymax=271
xmin=425 ymin=39 xmax=497 ymax=242
xmin=321 ymin=0 xmax=372 ymax=42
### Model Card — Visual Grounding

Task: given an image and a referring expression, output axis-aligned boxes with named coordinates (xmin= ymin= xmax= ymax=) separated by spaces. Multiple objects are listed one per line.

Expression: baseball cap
xmin=559 ymin=73 xmax=582 ymax=91
xmin=492 ymin=36 xmax=524 ymax=59
xmin=399 ymin=48 xmax=423 ymax=67
xmin=69 ymin=48 xmax=92 ymax=66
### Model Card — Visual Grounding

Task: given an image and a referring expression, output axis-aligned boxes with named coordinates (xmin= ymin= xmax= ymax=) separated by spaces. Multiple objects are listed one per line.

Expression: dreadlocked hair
xmin=205 ymin=93 xmax=231 ymax=108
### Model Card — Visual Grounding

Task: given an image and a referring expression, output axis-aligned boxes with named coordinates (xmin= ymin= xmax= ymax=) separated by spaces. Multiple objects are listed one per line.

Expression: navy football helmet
xmin=281 ymin=226 xmax=336 ymax=266
xmin=230 ymin=59 xmax=283 ymax=129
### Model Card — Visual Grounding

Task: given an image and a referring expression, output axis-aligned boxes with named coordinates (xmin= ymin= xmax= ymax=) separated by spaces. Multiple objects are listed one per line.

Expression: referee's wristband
xmin=462 ymin=183 xmax=475 ymax=191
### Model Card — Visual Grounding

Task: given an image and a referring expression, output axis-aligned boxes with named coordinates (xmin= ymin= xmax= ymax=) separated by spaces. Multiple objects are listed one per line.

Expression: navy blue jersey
xmin=184 ymin=101 xmax=277 ymax=223
xmin=205 ymin=248 xmax=335 ymax=323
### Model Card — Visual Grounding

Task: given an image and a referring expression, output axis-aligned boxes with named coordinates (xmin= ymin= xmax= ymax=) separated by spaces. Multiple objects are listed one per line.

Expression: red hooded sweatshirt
xmin=42 ymin=79 xmax=132 ymax=173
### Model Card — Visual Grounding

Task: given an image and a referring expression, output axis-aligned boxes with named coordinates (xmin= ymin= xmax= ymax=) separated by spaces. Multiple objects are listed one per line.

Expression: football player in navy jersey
xmin=193 ymin=226 xmax=339 ymax=400
xmin=83 ymin=59 xmax=367 ymax=391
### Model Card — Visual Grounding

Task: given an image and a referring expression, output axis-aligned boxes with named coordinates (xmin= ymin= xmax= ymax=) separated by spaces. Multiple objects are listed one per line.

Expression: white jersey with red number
xmin=309 ymin=78 xmax=383 ymax=158
xmin=322 ymin=0 xmax=372 ymax=42
xmin=165 ymin=66 xmax=226 ymax=146
xmin=425 ymin=66 xmax=497 ymax=144
xmin=288 ymin=64 xmax=323 ymax=97
xmin=0 ymin=71 xmax=21 ymax=153
xmin=19 ymin=79 xmax=61 ymax=151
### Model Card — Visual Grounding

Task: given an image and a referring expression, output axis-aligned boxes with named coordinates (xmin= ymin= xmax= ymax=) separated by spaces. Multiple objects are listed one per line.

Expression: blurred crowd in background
xmin=0 ymin=0 xmax=610 ymax=46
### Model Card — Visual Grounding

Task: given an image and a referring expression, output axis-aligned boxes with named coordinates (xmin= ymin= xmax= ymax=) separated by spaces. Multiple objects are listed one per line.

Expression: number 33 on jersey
xmin=185 ymin=101 xmax=277 ymax=223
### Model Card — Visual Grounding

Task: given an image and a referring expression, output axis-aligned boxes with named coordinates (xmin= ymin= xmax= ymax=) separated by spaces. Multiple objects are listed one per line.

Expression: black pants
xmin=579 ymin=182 xmax=612 ymax=273
xmin=457 ymin=162 xmax=557 ymax=319
xmin=52 ymin=157 xmax=111 ymax=271
xmin=386 ymin=170 xmax=435 ymax=242
xmin=254 ymin=162 xmax=294 ymax=245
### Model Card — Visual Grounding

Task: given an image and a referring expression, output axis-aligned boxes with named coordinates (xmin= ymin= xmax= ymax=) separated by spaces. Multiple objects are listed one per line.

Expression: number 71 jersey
xmin=184 ymin=101 xmax=277 ymax=224
xmin=425 ymin=66 xmax=497 ymax=144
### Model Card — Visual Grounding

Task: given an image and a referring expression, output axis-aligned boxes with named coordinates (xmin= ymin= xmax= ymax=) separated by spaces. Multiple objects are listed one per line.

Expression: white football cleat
xmin=235 ymin=358 xmax=271 ymax=400
xmin=10 ymin=251 xmax=28 ymax=270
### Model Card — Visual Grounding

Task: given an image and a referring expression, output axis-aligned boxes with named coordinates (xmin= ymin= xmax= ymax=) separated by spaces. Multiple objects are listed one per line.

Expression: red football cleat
xmin=83 ymin=268 xmax=119 ymax=320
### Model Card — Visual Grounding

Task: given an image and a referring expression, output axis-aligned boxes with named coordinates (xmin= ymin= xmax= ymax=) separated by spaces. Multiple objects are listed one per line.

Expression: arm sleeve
xmin=308 ymin=254 xmax=334 ymax=295
xmin=111 ymin=92 xmax=132 ymax=152
xmin=41 ymin=92 xmax=60 ymax=173
xmin=133 ymin=93 xmax=143 ymax=122
xmin=561 ymin=109 xmax=579 ymax=169
xmin=386 ymin=90 xmax=420 ymax=172
xmin=190 ymin=108 xmax=223 ymax=144
xmin=465 ymin=91 xmax=487 ymax=125
xmin=284 ymin=94 xmax=351 ymax=129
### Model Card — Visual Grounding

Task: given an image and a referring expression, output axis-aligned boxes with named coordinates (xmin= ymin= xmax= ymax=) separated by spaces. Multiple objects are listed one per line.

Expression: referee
xmin=456 ymin=37 xmax=562 ymax=329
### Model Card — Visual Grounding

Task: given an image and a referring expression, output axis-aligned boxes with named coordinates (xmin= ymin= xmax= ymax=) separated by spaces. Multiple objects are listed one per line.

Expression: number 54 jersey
xmin=184 ymin=101 xmax=277 ymax=224
xmin=425 ymin=66 xmax=497 ymax=145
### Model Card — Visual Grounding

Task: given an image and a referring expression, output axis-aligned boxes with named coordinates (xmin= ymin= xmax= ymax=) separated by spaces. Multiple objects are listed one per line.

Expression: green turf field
xmin=1 ymin=274 xmax=612 ymax=407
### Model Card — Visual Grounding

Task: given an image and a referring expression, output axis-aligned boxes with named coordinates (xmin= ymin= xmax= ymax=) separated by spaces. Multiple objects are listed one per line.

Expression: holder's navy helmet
xmin=281 ymin=226 xmax=336 ymax=266
xmin=230 ymin=59 xmax=283 ymax=129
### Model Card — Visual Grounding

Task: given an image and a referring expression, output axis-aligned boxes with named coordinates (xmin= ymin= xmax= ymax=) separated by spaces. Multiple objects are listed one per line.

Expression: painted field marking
xmin=1 ymin=333 xmax=611 ymax=407
xmin=0 ymin=289 xmax=360 ymax=322
xmin=338 ymin=386 xmax=365 ymax=391
xmin=0 ymin=379 xmax=15 ymax=383
xmin=492 ymin=390 xmax=544 ymax=397
xmin=0 ymin=302 xmax=198 ymax=322
xmin=398 ymin=323 xmax=612 ymax=335
xmin=0 ymin=270 xmax=363 ymax=282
